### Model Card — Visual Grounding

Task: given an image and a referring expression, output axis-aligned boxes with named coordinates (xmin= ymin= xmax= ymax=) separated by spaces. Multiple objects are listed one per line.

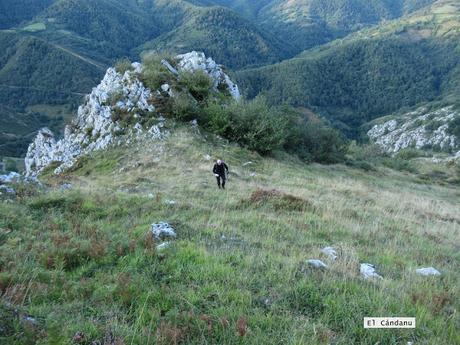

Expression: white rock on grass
xmin=156 ymin=242 xmax=171 ymax=251
xmin=307 ymin=259 xmax=328 ymax=269
xmin=416 ymin=267 xmax=441 ymax=276
xmin=321 ymin=246 xmax=338 ymax=260
xmin=151 ymin=222 xmax=177 ymax=240
xmin=360 ymin=263 xmax=383 ymax=280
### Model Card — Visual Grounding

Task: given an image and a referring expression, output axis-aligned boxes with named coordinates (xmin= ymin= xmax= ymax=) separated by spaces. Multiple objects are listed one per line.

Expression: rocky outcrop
xmin=25 ymin=52 xmax=241 ymax=177
xmin=173 ymin=51 xmax=240 ymax=100
xmin=25 ymin=63 xmax=164 ymax=176
xmin=368 ymin=106 xmax=459 ymax=159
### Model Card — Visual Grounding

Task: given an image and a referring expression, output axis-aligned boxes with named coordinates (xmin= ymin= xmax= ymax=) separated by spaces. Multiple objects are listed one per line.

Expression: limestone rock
xmin=306 ymin=259 xmax=328 ymax=269
xmin=368 ymin=106 xmax=459 ymax=160
xmin=416 ymin=267 xmax=441 ymax=276
xmin=0 ymin=172 xmax=21 ymax=184
xmin=156 ymin=242 xmax=171 ymax=251
xmin=321 ymin=246 xmax=338 ymax=260
xmin=151 ymin=222 xmax=177 ymax=240
xmin=360 ymin=263 xmax=383 ymax=280
xmin=25 ymin=63 xmax=163 ymax=177
xmin=25 ymin=52 xmax=242 ymax=177
xmin=0 ymin=185 xmax=15 ymax=195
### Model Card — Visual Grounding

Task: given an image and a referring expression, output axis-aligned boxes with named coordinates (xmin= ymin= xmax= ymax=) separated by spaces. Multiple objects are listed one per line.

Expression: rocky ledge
xmin=367 ymin=106 xmax=459 ymax=160
xmin=25 ymin=52 xmax=240 ymax=177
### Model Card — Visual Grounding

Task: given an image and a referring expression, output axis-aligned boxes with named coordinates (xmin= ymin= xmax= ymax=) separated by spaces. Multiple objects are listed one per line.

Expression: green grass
xmin=0 ymin=127 xmax=459 ymax=344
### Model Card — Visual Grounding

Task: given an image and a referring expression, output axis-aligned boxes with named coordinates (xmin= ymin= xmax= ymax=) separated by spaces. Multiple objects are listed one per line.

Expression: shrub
xmin=115 ymin=58 xmax=134 ymax=74
xmin=140 ymin=53 xmax=172 ymax=90
xmin=179 ymin=70 xmax=213 ymax=102
xmin=201 ymin=97 xmax=288 ymax=154
xmin=447 ymin=116 xmax=460 ymax=140
xmin=285 ymin=114 xmax=347 ymax=163
xmin=4 ymin=158 xmax=17 ymax=172
xmin=202 ymin=100 xmax=232 ymax=137
xmin=396 ymin=148 xmax=427 ymax=160
xmin=169 ymin=92 xmax=199 ymax=121
xmin=228 ymin=97 xmax=288 ymax=154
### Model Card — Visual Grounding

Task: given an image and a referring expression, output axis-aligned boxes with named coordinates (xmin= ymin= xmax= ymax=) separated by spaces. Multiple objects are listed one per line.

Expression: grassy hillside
xmin=1 ymin=126 xmax=459 ymax=344
xmin=237 ymin=0 xmax=460 ymax=137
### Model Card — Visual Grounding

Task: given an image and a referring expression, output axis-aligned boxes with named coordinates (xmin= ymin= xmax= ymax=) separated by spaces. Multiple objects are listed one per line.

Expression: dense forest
xmin=237 ymin=37 xmax=460 ymax=136
xmin=0 ymin=0 xmax=54 ymax=29
xmin=142 ymin=6 xmax=290 ymax=69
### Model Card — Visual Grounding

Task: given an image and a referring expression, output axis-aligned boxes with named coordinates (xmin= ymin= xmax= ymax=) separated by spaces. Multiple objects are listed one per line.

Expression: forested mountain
xmin=0 ymin=0 xmax=54 ymax=29
xmin=140 ymin=6 xmax=289 ymax=69
xmin=237 ymin=0 xmax=460 ymax=136
xmin=0 ymin=31 xmax=103 ymax=156
xmin=194 ymin=0 xmax=437 ymax=51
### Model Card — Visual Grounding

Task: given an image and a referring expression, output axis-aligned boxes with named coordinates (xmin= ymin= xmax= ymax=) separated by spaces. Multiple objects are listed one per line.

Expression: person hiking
xmin=213 ymin=159 xmax=229 ymax=189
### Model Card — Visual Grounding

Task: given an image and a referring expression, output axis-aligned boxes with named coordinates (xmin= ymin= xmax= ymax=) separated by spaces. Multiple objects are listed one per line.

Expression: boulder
xmin=321 ymin=246 xmax=338 ymax=260
xmin=416 ymin=267 xmax=441 ymax=276
xmin=151 ymin=222 xmax=177 ymax=240
xmin=306 ymin=259 xmax=328 ymax=269
xmin=360 ymin=263 xmax=383 ymax=280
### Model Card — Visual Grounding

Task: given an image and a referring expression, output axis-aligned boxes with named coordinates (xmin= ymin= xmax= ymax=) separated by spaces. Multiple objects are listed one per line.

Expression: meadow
xmin=1 ymin=127 xmax=459 ymax=344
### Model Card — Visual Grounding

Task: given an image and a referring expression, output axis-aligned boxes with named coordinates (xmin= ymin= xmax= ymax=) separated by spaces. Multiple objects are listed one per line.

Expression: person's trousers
xmin=216 ymin=175 xmax=226 ymax=188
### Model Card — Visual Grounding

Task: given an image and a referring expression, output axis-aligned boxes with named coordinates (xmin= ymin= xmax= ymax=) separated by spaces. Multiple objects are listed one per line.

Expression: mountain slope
xmin=1 ymin=124 xmax=459 ymax=344
xmin=140 ymin=6 xmax=289 ymax=69
xmin=195 ymin=0 xmax=437 ymax=51
xmin=237 ymin=0 xmax=460 ymax=136
xmin=0 ymin=0 xmax=55 ymax=29
xmin=32 ymin=0 xmax=162 ymax=60
xmin=0 ymin=31 xmax=104 ymax=156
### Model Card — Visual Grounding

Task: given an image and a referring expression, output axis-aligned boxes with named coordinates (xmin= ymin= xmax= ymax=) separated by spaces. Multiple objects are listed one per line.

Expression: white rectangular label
xmin=364 ymin=317 xmax=416 ymax=329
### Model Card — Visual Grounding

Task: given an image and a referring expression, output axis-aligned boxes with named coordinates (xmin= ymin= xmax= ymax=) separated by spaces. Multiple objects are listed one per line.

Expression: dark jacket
xmin=213 ymin=162 xmax=229 ymax=177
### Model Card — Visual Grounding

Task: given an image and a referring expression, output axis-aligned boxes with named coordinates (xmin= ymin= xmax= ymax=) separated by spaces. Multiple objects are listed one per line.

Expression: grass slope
xmin=1 ymin=126 xmax=459 ymax=344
